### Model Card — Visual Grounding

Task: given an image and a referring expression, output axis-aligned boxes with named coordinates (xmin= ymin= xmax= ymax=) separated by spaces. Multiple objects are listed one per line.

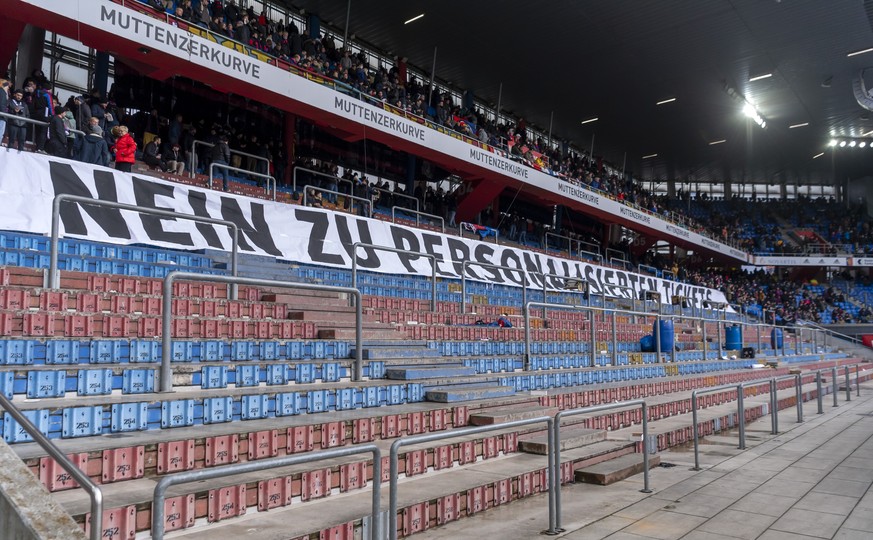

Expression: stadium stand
xmin=1 ymin=1 xmax=873 ymax=539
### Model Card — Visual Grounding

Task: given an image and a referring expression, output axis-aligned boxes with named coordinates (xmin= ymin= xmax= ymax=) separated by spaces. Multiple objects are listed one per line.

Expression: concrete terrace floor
xmin=418 ymin=380 xmax=873 ymax=540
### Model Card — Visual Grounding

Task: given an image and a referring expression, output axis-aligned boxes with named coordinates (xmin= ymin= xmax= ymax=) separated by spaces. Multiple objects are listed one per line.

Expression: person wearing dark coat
xmin=75 ymin=125 xmax=111 ymax=166
xmin=6 ymin=89 xmax=29 ymax=151
xmin=45 ymin=107 xmax=69 ymax=157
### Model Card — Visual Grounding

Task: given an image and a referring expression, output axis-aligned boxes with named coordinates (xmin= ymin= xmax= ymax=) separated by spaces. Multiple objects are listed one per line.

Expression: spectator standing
xmin=6 ymin=89 xmax=29 ymax=152
xmin=75 ymin=125 xmax=111 ymax=166
xmin=0 ymin=79 xmax=8 ymax=145
xmin=210 ymin=133 xmax=231 ymax=190
xmin=111 ymin=125 xmax=137 ymax=172
xmin=31 ymin=83 xmax=54 ymax=153
xmin=45 ymin=106 xmax=69 ymax=157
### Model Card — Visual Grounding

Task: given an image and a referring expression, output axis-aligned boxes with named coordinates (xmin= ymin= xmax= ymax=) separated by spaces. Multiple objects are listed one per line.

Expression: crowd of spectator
xmin=684 ymin=267 xmax=873 ymax=324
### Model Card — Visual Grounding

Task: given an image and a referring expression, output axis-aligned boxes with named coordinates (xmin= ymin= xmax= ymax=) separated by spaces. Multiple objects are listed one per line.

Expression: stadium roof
xmin=289 ymin=0 xmax=873 ymax=187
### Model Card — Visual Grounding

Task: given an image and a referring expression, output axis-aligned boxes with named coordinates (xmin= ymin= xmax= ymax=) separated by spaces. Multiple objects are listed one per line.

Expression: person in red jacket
xmin=111 ymin=125 xmax=136 ymax=172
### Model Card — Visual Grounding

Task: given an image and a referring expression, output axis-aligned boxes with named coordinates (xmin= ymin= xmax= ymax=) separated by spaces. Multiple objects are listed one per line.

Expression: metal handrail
xmin=522 ymin=300 xmax=800 ymax=368
xmin=0 ymin=393 xmax=103 ymax=540
xmin=388 ymin=416 xmax=558 ymax=540
xmin=161 ymin=272 xmax=363 ymax=389
xmin=209 ymin=162 xmax=276 ymax=199
xmin=0 ymin=110 xmax=87 ymax=137
xmin=291 ymin=166 xmax=353 ymax=198
xmin=544 ymin=231 xmax=577 ymax=256
xmin=461 ymin=260 xmax=527 ymax=314
xmin=553 ymin=400 xmax=650 ymax=530
xmin=769 ymin=374 xmax=805 ymax=435
xmin=578 ymin=248 xmax=604 ymax=263
xmin=459 ymin=221 xmax=499 ymax=244
xmin=190 ymin=139 xmax=271 ymax=179
xmin=691 ymin=382 xmax=750 ymax=470
xmin=152 ymin=444 xmax=382 ymax=540
xmin=303 ymin=186 xmax=372 ymax=217
xmin=390 ymin=206 xmax=445 ymax=232
xmin=351 ymin=242 xmax=437 ymax=311
xmin=48 ymin=194 xmax=239 ymax=292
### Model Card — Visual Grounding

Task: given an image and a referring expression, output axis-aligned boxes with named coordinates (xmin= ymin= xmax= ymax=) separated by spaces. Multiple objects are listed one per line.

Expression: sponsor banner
xmin=753 ymin=256 xmax=849 ymax=267
xmin=849 ymin=258 xmax=873 ymax=267
xmin=0 ymin=152 xmax=730 ymax=308
xmin=19 ymin=0 xmax=748 ymax=263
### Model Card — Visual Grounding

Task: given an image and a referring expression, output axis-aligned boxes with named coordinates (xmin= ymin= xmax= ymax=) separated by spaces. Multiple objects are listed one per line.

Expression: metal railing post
xmin=49 ymin=195 xmax=239 ymax=295
xmin=162 ymin=272 xmax=363 ymax=391
xmin=833 ymin=366 xmax=839 ymax=407
xmin=702 ymin=320 xmax=708 ymax=360
xmin=795 ymin=374 xmax=804 ymax=423
xmin=554 ymin=400 xmax=649 ymax=529
xmin=857 ymin=365 xmax=861 ymax=397
xmin=816 ymin=371 xmax=824 ymax=414
xmin=611 ymin=310 xmax=618 ymax=366
xmin=655 ymin=312 xmax=662 ymax=362
xmin=591 ymin=307 xmax=598 ymax=365
xmin=770 ymin=379 xmax=778 ymax=434
xmin=152 ymin=444 xmax=381 ymax=540
xmin=845 ymin=366 xmax=852 ymax=401
xmin=351 ymin=243 xmax=437 ymax=312
xmin=389 ymin=417 xmax=557 ymax=540
xmin=756 ymin=324 xmax=762 ymax=354
xmin=0 ymin=394 xmax=103 ymax=540
xmin=737 ymin=384 xmax=746 ymax=449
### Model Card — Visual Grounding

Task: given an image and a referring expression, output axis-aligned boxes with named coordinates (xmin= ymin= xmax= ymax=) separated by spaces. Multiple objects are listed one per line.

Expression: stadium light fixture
xmin=742 ymin=102 xmax=766 ymax=128
xmin=656 ymin=97 xmax=677 ymax=105
xmin=642 ymin=153 xmax=658 ymax=159
xmin=789 ymin=122 xmax=808 ymax=129
xmin=708 ymin=139 xmax=726 ymax=145
xmin=580 ymin=117 xmax=598 ymax=124
xmin=861 ymin=142 xmax=867 ymax=148
xmin=839 ymin=141 xmax=848 ymax=147
xmin=847 ymin=47 xmax=873 ymax=57
xmin=404 ymin=13 xmax=425 ymax=24
xmin=828 ymin=140 xmax=837 ymax=146
xmin=813 ymin=152 xmax=824 ymax=159
xmin=749 ymin=73 xmax=772 ymax=82
xmin=850 ymin=141 xmax=857 ymax=147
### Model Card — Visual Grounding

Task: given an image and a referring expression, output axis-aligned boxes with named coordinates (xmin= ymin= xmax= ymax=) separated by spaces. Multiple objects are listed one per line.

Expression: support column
xmin=455 ymin=179 xmax=504 ymax=223
xmin=308 ymin=14 xmax=321 ymax=39
xmin=283 ymin=112 xmax=296 ymax=186
xmin=405 ymin=154 xmax=416 ymax=195
xmin=93 ymin=51 xmax=110 ymax=98
xmin=14 ymin=25 xmax=45 ymax=86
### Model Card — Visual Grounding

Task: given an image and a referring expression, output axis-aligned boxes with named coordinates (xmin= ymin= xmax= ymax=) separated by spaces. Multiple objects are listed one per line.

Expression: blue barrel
xmin=725 ymin=325 xmax=743 ymax=350
xmin=640 ymin=334 xmax=654 ymax=352
xmin=653 ymin=319 xmax=674 ymax=351
xmin=771 ymin=328 xmax=783 ymax=350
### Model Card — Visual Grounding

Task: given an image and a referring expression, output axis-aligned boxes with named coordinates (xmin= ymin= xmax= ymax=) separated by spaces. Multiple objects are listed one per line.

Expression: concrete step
xmin=519 ymin=426 xmax=607 ymax=455
xmin=359 ymin=347 xmax=442 ymax=360
xmin=425 ymin=384 xmax=517 ymax=403
xmin=385 ymin=365 xmax=477 ymax=380
xmin=287 ymin=310 xmax=381 ymax=324
xmin=317 ymin=328 xmax=402 ymax=340
xmin=469 ymin=405 xmax=560 ymax=426
xmin=574 ymin=452 xmax=661 ymax=485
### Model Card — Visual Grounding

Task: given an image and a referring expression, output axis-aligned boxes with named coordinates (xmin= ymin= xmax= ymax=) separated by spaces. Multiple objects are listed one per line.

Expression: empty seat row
xmin=0 ymin=339 xmax=352 ymax=365
xmin=1 ymin=382 xmax=424 ymax=443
